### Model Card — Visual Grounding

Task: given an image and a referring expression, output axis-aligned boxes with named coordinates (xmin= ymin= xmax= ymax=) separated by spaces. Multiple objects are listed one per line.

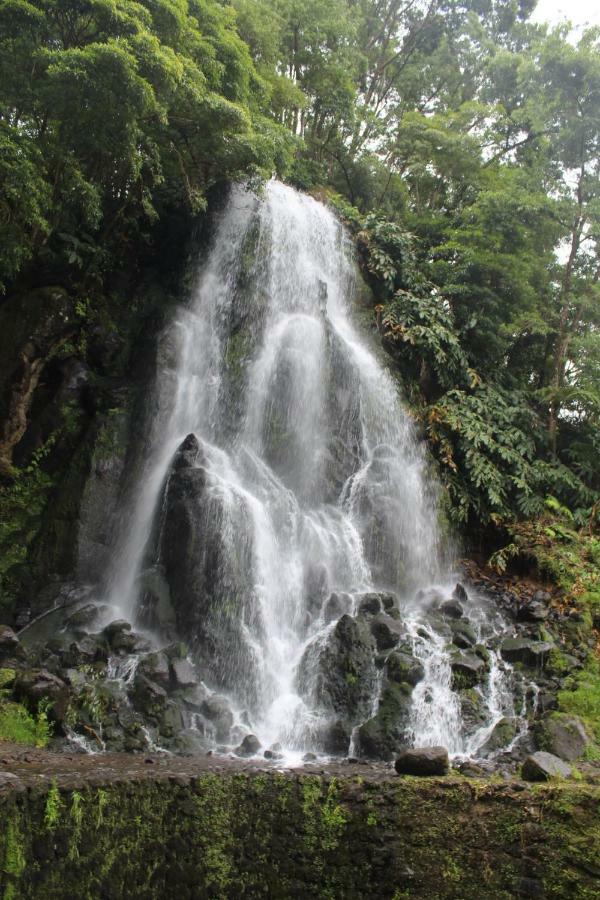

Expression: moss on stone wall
xmin=0 ymin=770 xmax=599 ymax=899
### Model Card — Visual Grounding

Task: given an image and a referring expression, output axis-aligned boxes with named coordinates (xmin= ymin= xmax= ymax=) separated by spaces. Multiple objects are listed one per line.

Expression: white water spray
xmin=102 ymin=181 xmax=517 ymax=757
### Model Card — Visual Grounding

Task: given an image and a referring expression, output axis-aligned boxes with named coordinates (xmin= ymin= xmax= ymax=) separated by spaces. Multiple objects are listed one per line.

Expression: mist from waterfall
xmin=102 ymin=180 xmax=517 ymax=759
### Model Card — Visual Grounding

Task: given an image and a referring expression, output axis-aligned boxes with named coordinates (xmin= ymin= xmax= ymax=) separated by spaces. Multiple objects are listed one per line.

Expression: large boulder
xmin=131 ymin=675 xmax=168 ymax=721
xmin=450 ymin=619 xmax=476 ymax=649
xmin=0 ymin=625 xmax=25 ymax=664
xmin=395 ymin=746 xmax=449 ymax=776
xmin=522 ymin=751 xmax=572 ymax=781
xmin=534 ymin=713 xmax=590 ymax=761
xmin=477 ymin=717 xmax=518 ymax=757
xmin=370 ymin=613 xmax=404 ymax=651
xmin=385 ymin=651 xmax=424 ymax=688
xmin=298 ymin=614 xmax=377 ymax=725
xmin=357 ymin=682 xmax=413 ymax=760
xmin=500 ymin=638 xmax=554 ymax=668
xmin=170 ymin=657 xmax=197 ymax=689
xmin=440 ymin=599 xmax=464 ymax=620
xmin=14 ymin=669 xmax=70 ymax=722
xmin=160 ymin=437 xmax=259 ymax=703
xmin=235 ymin=734 xmax=261 ymax=757
xmin=450 ymin=651 xmax=486 ymax=689
xmin=137 ymin=652 xmax=170 ymax=688
xmin=200 ymin=695 xmax=234 ymax=742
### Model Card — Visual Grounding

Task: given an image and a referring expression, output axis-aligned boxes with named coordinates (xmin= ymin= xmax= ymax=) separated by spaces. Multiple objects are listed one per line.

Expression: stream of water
xmin=102 ymin=181 xmax=518 ymax=758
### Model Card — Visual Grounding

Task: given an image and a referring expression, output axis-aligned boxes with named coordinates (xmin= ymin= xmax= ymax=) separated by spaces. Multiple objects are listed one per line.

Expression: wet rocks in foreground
xmin=521 ymin=751 xmax=572 ymax=781
xmin=395 ymin=746 xmax=449 ymax=776
xmin=533 ymin=713 xmax=591 ymax=761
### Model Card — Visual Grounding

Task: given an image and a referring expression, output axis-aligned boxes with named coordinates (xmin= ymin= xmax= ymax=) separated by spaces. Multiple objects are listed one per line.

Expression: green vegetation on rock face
xmin=0 ymin=665 xmax=52 ymax=748
xmin=0 ymin=772 xmax=599 ymax=899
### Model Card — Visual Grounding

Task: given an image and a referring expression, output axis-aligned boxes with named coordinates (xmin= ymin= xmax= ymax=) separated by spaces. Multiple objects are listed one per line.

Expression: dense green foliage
xmin=0 ymin=1 xmax=598 ymax=549
xmin=0 ymin=0 xmax=296 ymax=291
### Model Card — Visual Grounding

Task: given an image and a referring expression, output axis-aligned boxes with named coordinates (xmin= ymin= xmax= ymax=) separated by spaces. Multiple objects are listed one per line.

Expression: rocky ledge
xmin=1 ymin=742 xmax=599 ymax=899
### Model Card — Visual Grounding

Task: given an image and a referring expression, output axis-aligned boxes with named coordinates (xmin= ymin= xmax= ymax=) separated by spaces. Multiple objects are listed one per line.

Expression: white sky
xmin=531 ymin=0 xmax=600 ymax=28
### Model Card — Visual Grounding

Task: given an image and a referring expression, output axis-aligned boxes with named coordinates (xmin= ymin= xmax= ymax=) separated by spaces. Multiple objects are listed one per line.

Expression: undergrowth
xmin=0 ymin=670 xmax=52 ymax=747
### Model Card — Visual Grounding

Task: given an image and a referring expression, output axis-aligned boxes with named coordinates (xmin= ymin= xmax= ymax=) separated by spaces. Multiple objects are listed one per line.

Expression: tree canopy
xmin=1 ymin=0 xmax=599 ymax=538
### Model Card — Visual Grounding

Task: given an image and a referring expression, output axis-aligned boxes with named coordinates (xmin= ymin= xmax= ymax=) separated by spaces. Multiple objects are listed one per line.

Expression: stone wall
xmin=1 ymin=757 xmax=599 ymax=898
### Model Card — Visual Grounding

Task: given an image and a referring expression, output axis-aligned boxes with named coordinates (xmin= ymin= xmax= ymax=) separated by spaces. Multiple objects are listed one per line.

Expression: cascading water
xmin=101 ymin=180 xmax=520 ymax=760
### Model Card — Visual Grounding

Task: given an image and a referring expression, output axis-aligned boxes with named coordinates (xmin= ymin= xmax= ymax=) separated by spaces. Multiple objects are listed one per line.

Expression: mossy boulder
xmin=534 ymin=713 xmax=591 ymax=761
xmin=477 ymin=717 xmax=518 ymax=757
xmin=298 ymin=614 xmax=377 ymax=725
xmin=500 ymin=637 xmax=554 ymax=668
xmin=357 ymin=681 xmax=412 ymax=760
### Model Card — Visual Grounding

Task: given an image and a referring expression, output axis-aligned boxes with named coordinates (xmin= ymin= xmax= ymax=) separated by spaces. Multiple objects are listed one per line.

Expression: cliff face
xmin=1 ymin=746 xmax=599 ymax=899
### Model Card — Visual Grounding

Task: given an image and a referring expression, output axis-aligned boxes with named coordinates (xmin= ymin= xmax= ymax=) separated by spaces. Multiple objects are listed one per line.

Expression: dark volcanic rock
xmin=0 ymin=625 xmax=25 ymax=663
xmin=358 ymin=682 xmax=413 ymax=760
xmin=160 ymin=451 xmax=258 ymax=700
xmin=131 ymin=675 xmax=168 ymax=721
xmin=200 ymin=695 xmax=234 ymax=742
xmin=395 ymin=746 xmax=449 ymax=776
xmin=450 ymin=619 xmax=476 ymax=649
xmin=358 ymin=593 xmax=382 ymax=616
xmin=66 ymin=604 xmax=107 ymax=630
xmin=103 ymin=620 xmax=132 ymax=640
xmin=14 ymin=669 xmax=70 ymax=722
xmin=385 ymin=651 xmax=424 ymax=688
xmin=453 ymin=583 xmax=468 ymax=603
xmin=171 ymin=433 xmax=202 ymax=470
xmin=138 ymin=652 xmax=170 ymax=687
xmin=370 ymin=613 xmax=404 ymax=650
xmin=298 ymin=614 xmax=377 ymax=725
xmin=517 ymin=598 xmax=550 ymax=623
xmin=235 ymin=734 xmax=262 ymax=757
xmin=450 ymin=651 xmax=486 ymax=689
xmin=522 ymin=752 xmax=572 ymax=781
xmin=170 ymin=657 xmax=197 ymax=689
xmin=500 ymin=638 xmax=554 ymax=667
xmin=321 ymin=719 xmax=351 ymax=755
xmin=440 ymin=599 xmax=464 ymax=619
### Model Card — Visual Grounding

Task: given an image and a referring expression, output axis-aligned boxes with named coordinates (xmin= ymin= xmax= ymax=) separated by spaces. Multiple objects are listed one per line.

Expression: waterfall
xmin=102 ymin=180 xmax=517 ymax=759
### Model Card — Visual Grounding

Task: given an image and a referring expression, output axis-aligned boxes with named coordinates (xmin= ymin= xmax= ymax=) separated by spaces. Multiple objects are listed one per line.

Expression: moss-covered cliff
xmin=1 ymin=749 xmax=599 ymax=899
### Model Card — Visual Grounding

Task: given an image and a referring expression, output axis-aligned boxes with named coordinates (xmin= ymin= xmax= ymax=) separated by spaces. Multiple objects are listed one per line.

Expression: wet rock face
xmin=298 ymin=614 xmax=377 ymax=726
xmin=235 ymin=734 xmax=261 ymax=757
xmin=358 ymin=682 xmax=413 ymax=760
xmin=385 ymin=651 xmax=424 ymax=688
xmin=478 ymin=718 xmax=518 ymax=757
xmin=160 ymin=436 xmax=258 ymax=701
xmin=500 ymin=638 xmax=554 ymax=668
xmin=450 ymin=651 xmax=487 ymax=690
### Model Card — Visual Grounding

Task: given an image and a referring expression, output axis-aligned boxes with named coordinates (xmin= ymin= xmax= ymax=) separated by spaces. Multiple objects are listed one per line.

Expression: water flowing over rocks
xmin=3 ymin=182 xmax=597 ymax=771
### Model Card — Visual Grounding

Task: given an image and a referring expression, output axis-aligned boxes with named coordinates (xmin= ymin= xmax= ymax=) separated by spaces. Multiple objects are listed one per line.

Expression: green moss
xmin=558 ymin=659 xmax=600 ymax=743
xmin=0 ymin=669 xmax=16 ymax=691
xmin=0 ymin=774 xmax=599 ymax=899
